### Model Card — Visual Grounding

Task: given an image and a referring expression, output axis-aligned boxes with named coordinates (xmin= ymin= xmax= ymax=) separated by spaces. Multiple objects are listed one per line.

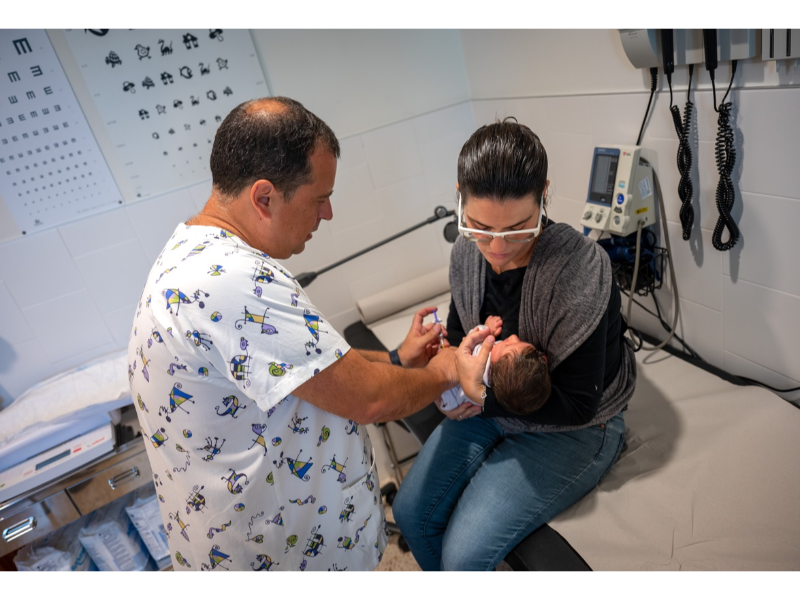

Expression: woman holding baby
xmin=393 ymin=119 xmax=637 ymax=571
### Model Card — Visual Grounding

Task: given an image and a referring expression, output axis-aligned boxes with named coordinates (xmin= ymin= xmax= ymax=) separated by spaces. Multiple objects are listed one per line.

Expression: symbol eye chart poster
xmin=0 ymin=29 xmax=122 ymax=240
xmin=62 ymin=29 xmax=269 ymax=202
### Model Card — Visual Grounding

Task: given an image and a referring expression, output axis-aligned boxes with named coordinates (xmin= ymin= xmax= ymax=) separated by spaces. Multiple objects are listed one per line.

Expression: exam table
xmin=346 ymin=267 xmax=800 ymax=571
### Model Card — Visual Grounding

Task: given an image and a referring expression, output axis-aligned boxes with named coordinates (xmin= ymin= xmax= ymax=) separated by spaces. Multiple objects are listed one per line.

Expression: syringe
xmin=433 ymin=309 xmax=445 ymax=349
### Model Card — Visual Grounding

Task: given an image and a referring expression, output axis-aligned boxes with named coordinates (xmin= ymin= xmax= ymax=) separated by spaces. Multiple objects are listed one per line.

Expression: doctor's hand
xmin=397 ymin=306 xmax=448 ymax=368
xmin=453 ymin=326 xmax=494 ymax=415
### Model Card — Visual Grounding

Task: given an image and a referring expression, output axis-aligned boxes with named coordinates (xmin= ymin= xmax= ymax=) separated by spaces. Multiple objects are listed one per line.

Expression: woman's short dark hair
xmin=457 ymin=118 xmax=548 ymax=204
xmin=210 ymin=96 xmax=340 ymax=200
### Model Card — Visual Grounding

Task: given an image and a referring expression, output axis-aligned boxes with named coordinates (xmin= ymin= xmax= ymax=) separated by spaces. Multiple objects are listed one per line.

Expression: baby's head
xmin=488 ymin=335 xmax=551 ymax=416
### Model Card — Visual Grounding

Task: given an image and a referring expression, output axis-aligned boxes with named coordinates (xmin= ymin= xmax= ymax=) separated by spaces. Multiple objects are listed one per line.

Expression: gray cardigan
xmin=449 ymin=222 xmax=636 ymax=433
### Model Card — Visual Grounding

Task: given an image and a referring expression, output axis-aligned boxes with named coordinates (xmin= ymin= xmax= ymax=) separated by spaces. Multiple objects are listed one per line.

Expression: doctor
xmin=128 ymin=97 xmax=457 ymax=571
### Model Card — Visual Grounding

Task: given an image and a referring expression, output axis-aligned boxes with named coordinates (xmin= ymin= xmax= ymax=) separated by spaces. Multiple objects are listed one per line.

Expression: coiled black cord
xmin=711 ymin=61 xmax=739 ymax=251
xmin=669 ymin=65 xmax=695 ymax=240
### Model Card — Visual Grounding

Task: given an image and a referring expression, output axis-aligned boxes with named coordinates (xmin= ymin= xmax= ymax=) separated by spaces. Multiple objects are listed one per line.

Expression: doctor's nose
xmin=320 ymin=198 xmax=333 ymax=221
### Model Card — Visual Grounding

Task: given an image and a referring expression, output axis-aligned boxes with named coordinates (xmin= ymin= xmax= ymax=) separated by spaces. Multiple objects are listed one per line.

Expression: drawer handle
xmin=108 ymin=466 xmax=140 ymax=490
xmin=2 ymin=516 xmax=37 ymax=542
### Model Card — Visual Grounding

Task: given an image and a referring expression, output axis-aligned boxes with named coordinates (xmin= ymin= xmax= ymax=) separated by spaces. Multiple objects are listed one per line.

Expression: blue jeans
xmin=392 ymin=412 xmax=625 ymax=571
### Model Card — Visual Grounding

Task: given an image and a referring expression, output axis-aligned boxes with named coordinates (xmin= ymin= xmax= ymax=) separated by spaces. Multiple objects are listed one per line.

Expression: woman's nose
xmin=489 ymin=235 xmax=508 ymax=250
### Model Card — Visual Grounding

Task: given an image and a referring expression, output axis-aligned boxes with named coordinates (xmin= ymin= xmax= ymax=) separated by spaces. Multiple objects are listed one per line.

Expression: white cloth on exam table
xmin=438 ymin=325 xmax=492 ymax=412
xmin=0 ymin=350 xmax=131 ymax=470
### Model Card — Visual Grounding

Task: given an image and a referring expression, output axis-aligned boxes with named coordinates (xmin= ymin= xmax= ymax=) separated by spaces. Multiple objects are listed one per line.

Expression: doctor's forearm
xmin=356 ymin=349 xmax=392 ymax=363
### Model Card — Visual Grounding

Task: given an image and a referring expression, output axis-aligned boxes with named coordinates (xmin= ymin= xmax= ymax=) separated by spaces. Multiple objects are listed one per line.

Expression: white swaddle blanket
xmin=438 ymin=325 xmax=492 ymax=412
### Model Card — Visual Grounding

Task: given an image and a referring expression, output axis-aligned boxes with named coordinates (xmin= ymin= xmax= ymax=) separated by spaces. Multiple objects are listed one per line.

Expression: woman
xmin=392 ymin=119 xmax=636 ymax=571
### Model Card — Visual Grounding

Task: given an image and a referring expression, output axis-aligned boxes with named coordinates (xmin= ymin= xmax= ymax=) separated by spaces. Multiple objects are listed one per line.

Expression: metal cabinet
xmin=0 ymin=491 xmax=81 ymax=556
xmin=0 ymin=436 xmax=152 ymax=565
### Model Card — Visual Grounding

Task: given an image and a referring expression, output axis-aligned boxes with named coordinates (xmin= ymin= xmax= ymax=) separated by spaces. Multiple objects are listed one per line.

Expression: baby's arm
xmin=483 ymin=315 xmax=503 ymax=337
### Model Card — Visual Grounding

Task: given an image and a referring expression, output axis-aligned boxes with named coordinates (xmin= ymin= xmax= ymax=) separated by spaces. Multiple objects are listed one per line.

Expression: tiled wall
xmin=2 ymin=28 xmax=798 ymax=410
xmin=0 ymin=102 xmax=475 ymax=407
xmin=472 ymin=85 xmax=800 ymax=404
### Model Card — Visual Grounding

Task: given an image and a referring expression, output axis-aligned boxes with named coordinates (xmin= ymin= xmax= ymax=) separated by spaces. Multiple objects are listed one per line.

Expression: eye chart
xmin=0 ymin=30 xmax=122 ymax=239
xmin=61 ymin=29 xmax=269 ymax=202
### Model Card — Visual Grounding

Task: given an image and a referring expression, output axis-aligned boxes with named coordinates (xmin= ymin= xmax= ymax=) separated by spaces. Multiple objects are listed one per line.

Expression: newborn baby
xmin=439 ymin=317 xmax=550 ymax=416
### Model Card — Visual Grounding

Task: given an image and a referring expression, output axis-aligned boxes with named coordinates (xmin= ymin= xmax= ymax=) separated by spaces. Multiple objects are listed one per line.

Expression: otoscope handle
xmin=703 ymin=29 xmax=718 ymax=78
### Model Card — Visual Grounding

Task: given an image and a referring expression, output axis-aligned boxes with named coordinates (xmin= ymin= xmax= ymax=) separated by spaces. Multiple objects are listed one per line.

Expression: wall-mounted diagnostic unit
xmin=580 ymin=146 xmax=654 ymax=236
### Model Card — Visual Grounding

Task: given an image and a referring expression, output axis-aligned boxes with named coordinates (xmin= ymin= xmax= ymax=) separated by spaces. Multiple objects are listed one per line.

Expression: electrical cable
xmin=735 ymin=377 xmax=800 ymax=394
xmin=638 ymin=329 xmax=800 ymax=396
xmin=711 ymin=60 xmax=740 ymax=251
xmin=624 ymin=268 xmax=799 ymax=395
xmin=669 ymin=65 xmax=695 ymax=240
xmin=620 ymin=288 xmax=699 ymax=358
xmin=624 ymin=160 xmax=681 ymax=353
xmin=636 ymin=67 xmax=659 ymax=146
xmin=624 ymin=219 xmax=645 ymax=347
xmin=651 ymin=290 xmax=702 ymax=359
xmin=625 ymin=164 xmax=798 ymax=397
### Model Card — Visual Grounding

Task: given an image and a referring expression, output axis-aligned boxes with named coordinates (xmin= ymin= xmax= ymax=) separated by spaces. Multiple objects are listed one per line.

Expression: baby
xmin=439 ymin=316 xmax=551 ymax=416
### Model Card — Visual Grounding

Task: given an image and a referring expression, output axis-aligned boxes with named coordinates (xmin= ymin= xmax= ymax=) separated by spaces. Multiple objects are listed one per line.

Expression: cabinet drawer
xmin=66 ymin=451 xmax=153 ymax=515
xmin=1 ymin=491 xmax=80 ymax=555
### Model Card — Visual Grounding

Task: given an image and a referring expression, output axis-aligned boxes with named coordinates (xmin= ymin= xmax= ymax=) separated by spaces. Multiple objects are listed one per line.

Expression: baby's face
xmin=490 ymin=335 xmax=535 ymax=364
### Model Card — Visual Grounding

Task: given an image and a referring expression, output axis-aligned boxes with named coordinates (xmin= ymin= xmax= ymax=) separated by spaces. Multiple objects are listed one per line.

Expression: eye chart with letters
xmin=62 ymin=29 xmax=269 ymax=202
xmin=0 ymin=29 xmax=122 ymax=239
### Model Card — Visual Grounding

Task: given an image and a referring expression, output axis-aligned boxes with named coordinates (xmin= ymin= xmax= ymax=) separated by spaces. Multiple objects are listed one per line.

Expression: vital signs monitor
xmin=580 ymin=146 xmax=655 ymax=236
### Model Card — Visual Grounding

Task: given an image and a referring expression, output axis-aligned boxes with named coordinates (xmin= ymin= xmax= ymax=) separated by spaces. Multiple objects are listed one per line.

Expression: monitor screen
xmin=588 ymin=149 xmax=619 ymax=205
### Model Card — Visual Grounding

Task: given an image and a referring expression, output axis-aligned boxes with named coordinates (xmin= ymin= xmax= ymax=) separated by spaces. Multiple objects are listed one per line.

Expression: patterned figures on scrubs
xmin=128 ymin=223 xmax=387 ymax=571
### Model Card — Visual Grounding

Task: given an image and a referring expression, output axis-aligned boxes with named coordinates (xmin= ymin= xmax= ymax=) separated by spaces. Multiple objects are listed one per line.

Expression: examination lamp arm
xmin=295 ymin=206 xmax=454 ymax=288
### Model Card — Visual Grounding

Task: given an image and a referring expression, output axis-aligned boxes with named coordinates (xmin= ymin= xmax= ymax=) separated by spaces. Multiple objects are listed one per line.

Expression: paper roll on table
xmin=356 ymin=266 xmax=450 ymax=325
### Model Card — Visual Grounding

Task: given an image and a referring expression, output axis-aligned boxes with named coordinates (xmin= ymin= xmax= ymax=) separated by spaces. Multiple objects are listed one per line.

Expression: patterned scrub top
xmin=128 ymin=223 xmax=387 ymax=572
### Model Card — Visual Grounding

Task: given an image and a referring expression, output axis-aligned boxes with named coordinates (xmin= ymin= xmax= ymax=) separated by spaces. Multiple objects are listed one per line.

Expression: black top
xmin=445 ymin=257 xmax=625 ymax=427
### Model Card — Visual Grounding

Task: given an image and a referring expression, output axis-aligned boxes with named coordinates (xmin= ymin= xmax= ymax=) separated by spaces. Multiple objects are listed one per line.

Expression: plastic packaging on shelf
xmin=13 ymin=516 xmax=97 ymax=571
xmin=77 ymin=493 xmax=152 ymax=571
xmin=125 ymin=484 xmax=170 ymax=563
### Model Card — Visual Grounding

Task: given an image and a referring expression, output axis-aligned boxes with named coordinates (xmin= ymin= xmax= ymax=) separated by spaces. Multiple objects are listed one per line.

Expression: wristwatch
xmin=389 ymin=348 xmax=403 ymax=366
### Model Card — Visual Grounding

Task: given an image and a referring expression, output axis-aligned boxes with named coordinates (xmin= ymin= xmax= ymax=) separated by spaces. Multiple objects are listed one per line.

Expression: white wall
xmin=251 ymin=30 xmax=470 ymax=137
xmin=0 ymin=29 xmax=473 ymax=408
xmin=463 ymin=30 xmax=800 ymax=404
xmin=2 ymin=29 xmax=798 ymax=409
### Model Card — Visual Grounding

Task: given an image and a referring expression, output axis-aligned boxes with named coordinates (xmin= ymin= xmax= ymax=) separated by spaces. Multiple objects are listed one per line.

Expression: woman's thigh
xmin=441 ymin=412 xmax=626 ymax=571
xmin=392 ymin=416 xmax=504 ymax=543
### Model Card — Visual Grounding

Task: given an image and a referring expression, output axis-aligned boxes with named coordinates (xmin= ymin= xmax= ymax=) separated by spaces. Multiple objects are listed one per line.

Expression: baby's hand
xmin=484 ymin=315 xmax=503 ymax=337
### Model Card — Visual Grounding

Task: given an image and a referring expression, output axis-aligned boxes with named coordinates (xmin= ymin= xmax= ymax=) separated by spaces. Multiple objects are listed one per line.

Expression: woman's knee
xmin=441 ymin=537 xmax=497 ymax=571
xmin=391 ymin=483 xmax=419 ymax=533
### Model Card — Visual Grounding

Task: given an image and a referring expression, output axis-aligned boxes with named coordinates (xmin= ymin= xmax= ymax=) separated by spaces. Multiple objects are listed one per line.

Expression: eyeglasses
xmin=457 ymin=192 xmax=543 ymax=244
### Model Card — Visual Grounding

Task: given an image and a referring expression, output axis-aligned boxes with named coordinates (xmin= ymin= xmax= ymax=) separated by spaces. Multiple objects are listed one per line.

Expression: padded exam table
xmin=347 ymin=269 xmax=800 ymax=570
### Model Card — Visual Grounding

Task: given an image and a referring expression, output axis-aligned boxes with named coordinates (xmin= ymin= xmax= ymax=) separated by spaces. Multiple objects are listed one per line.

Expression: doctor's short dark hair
xmin=490 ymin=346 xmax=551 ymax=416
xmin=210 ymin=96 xmax=340 ymax=201
xmin=457 ymin=117 xmax=548 ymax=205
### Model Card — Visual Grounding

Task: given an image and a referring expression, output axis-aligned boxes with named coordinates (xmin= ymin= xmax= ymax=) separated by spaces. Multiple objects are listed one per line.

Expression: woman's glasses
xmin=457 ymin=193 xmax=543 ymax=244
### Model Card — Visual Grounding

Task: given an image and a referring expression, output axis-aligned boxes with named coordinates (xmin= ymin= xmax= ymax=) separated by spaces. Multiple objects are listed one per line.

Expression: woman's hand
xmin=439 ymin=326 xmax=494 ymax=421
xmin=435 ymin=397 xmax=483 ymax=421
xmin=397 ymin=307 xmax=448 ymax=368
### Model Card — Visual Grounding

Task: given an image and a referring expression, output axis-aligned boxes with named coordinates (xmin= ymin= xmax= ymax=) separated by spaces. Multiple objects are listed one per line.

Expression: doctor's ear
xmin=251 ymin=180 xmax=275 ymax=214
